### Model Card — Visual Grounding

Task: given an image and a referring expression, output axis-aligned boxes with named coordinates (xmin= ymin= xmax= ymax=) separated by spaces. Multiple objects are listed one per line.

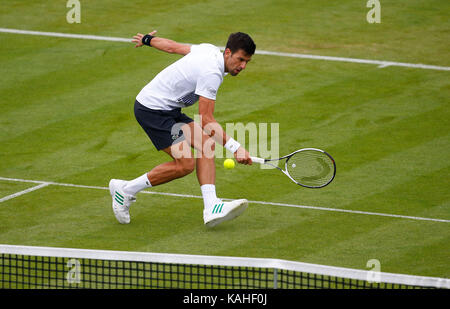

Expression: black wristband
xmin=142 ymin=34 xmax=154 ymax=47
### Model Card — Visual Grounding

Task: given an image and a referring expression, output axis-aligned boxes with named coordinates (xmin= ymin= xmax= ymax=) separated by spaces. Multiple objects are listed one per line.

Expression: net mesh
xmin=286 ymin=150 xmax=335 ymax=188
xmin=0 ymin=252 xmax=434 ymax=289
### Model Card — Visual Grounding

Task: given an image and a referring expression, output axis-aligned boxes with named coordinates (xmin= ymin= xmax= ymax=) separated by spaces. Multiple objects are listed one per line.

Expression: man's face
xmin=224 ymin=49 xmax=252 ymax=76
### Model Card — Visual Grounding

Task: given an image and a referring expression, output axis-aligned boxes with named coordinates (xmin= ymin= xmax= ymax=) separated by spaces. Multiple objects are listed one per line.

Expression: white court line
xmin=0 ymin=28 xmax=449 ymax=71
xmin=0 ymin=176 xmax=448 ymax=223
xmin=0 ymin=182 xmax=49 ymax=203
xmin=0 ymin=27 xmax=130 ymax=43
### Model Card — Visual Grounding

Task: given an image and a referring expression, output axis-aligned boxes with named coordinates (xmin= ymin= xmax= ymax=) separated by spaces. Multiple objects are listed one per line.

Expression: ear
xmin=224 ymin=48 xmax=232 ymax=57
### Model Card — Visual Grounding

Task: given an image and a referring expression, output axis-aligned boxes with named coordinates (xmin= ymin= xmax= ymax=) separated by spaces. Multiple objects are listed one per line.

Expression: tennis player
xmin=109 ymin=31 xmax=256 ymax=227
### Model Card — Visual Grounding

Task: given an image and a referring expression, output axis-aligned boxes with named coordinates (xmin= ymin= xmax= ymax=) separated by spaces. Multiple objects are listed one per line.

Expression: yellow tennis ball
xmin=224 ymin=159 xmax=235 ymax=169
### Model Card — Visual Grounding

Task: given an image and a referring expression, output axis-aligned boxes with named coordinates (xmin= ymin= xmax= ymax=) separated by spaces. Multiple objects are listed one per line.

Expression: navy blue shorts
xmin=134 ymin=100 xmax=194 ymax=151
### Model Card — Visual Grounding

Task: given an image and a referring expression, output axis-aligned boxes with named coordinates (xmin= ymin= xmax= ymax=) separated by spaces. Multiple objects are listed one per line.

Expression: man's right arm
xmin=132 ymin=31 xmax=191 ymax=55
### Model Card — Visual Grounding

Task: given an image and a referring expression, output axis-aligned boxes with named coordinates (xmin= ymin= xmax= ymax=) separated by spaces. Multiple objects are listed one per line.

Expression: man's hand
xmin=234 ymin=147 xmax=252 ymax=165
xmin=132 ymin=30 xmax=157 ymax=48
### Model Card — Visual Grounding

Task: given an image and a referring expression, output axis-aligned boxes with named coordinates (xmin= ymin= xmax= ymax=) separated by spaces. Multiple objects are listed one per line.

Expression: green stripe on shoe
xmin=212 ymin=203 xmax=224 ymax=214
xmin=114 ymin=192 xmax=124 ymax=205
xmin=115 ymin=192 xmax=124 ymax=202
xmin=115 ymin=191 xmax=124 ymax=200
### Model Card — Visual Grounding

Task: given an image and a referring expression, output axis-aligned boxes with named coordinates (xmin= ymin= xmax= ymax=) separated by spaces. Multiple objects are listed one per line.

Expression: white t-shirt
xmin=136 ymin=43 xmax=227 ymax=111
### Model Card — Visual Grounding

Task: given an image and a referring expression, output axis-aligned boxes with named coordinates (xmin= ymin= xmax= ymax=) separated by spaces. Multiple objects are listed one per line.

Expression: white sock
xmin=200 ymin=184 xmax=220 ymax=210
xmin=123 ymin=173 xmax=152 ymax=196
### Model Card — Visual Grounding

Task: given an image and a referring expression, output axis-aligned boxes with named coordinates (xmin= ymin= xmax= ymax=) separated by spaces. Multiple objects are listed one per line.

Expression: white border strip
xmin=0 ymin=244 xmax=448 ymax=288
xmin=0 ymin=176 xmax=449 ymax=223
xmin=0 ymin=28 xmax=449 ymax=71
xmin=0 ymin=183 xmax=49 ymax=203
xmin=253 ymin=49 xmax=450 ymax=71
xmin=0 ymin=27 xmax=130 ymax=43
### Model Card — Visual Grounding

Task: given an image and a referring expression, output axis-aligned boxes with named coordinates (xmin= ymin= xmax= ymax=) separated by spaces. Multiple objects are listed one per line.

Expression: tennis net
xmin=1 ymin=245 xmax=448 ymax=289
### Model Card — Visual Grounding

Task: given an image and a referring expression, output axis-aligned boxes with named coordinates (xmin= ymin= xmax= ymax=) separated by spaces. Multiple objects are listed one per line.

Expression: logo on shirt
xmin=177 ymin=92 xmax=199 ymax=106
xmin=207 ymin=87 xmax=217 ymax=96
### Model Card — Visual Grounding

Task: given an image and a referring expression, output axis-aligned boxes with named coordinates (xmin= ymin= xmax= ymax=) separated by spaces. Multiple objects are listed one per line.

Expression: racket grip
xmin=250 ymin=156 xmax=265 ymax=164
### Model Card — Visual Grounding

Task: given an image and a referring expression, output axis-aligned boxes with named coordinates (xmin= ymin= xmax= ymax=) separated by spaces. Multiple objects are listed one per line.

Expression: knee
xmin=175 ymin=158 xmax=195 ymax=176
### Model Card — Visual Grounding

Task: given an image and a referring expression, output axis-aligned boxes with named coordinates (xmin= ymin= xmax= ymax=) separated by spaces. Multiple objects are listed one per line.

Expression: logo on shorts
xmin=172 ymin=129 xmax=184 ymax=141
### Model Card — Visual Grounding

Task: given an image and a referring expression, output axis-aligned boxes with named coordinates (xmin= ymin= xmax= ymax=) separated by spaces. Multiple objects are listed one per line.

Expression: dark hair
xmin=225 ymin=32 xmax=256 ymax=55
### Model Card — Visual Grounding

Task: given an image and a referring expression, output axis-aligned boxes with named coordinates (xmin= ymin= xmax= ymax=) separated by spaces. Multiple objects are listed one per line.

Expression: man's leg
xmin=180 ymin=121 xmax=215 ymax=185
xmin=123 ymin=140 xmax=195 ymax=196
xmin=181 ymin=121 xmax=219 ymax=206
xmin=182 ymin=121 xmax=248 ymax=227
xmin=147 ymin=141 xmax=195 ymax=186
xmin=110 ymin=139 xmax=194 ymax=224
xmin=110 ymin=102 xmax=198 ymax=224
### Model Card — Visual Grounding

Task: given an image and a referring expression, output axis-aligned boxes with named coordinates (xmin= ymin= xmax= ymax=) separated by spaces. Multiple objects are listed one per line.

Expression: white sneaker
xmin=109 ymin=179 xmax=136 ymax=224
xmin=203 ymin=199 xmax=248 ymax=227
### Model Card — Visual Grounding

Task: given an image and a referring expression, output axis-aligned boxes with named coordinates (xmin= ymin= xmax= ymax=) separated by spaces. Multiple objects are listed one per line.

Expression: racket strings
xmin=286 ymin=150 xmax=335 ymax=187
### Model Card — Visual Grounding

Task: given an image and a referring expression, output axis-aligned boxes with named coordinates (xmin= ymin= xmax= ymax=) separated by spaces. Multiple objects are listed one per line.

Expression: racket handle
xmin=250 ymin=156 xmax=265 ymax=164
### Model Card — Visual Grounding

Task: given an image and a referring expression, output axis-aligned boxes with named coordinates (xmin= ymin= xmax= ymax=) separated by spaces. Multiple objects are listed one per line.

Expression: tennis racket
xmin=250 ymin=148 xmax=336 ymax=188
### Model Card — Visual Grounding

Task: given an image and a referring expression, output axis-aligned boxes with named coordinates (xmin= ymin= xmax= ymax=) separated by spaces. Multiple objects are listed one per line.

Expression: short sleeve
xmin=195 ymin=72 xmax=222 ymax=100
xmin=189 ymin=44 xmax=200 ymax=54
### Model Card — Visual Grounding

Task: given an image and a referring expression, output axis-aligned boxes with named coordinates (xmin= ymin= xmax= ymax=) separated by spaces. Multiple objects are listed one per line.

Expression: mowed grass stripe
xmin=253 ymin=197 xmax=449 ymax=277
xmin=331 ymin=103 xmax=449 ymax=161
xmin=262 ymin=69 xmax=446 ymax=149
xmin=0 ymin=35 xmax=183 ymax=140
xmin=334 ymin=134 xmax=450 ymax=206
xmin=0 ymin=189 xmax=122 ymax=246
xmin=0 ymin=52 xmax=150 ymax=141
xmin=1 ymin=175 xmax=448 ymax=224
xmin=225 ymin=110 xmax=449 ymax=212
xmin=342 ymin=165 xmax=450 ymax=220
xmin=0 ymin=39 xmax=114 ymax=96
xmin=0 ymin=187 xmax=211 ymax=252
xmin=0 ymin=42 xmax=174 ymax=111
xmin=129 ymin=195 xmax=312 ymax=256
xmin=297 ymin=213 xmax=449 ymax=277
xmin=218 ymin=204 xmax=400 ymax=266
xmin=0 ymin=109 xmax=148 ymax=181
xmin=268 ymin=132 xmax=450 ymax=219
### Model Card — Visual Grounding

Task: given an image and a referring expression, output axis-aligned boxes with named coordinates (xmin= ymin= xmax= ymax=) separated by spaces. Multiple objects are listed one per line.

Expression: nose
xmin=240 ymin=62 xmax=247 ymax=70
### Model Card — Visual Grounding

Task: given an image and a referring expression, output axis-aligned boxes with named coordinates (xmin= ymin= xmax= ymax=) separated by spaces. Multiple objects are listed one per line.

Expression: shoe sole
xmin=205 ymin=199 xmax=248 ymax=228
